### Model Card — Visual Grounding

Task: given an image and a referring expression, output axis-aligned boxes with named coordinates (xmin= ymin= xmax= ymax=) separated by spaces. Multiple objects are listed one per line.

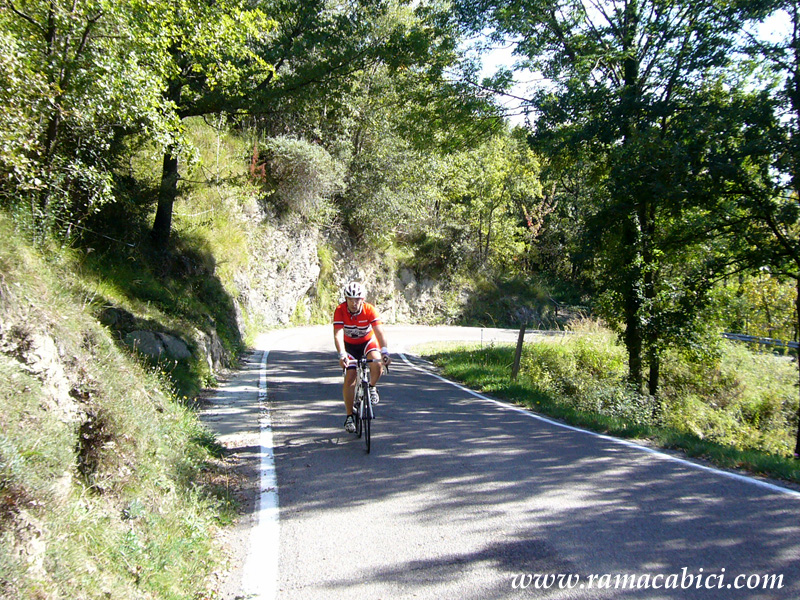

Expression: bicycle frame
xmin=351 ymin=357 xmax=381 ymax=452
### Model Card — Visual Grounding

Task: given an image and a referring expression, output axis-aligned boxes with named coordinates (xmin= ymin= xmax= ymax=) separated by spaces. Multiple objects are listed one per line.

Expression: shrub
xmin=251 ymin=136 xmax=344 ymax=220
xmin=660 ymin=342 xmax=798 ymax=454
xmin=567 ymin=329 xmax=627 ymax=382
xmin=518 ymin=325 xmax=799 ymax=449
xmin=520 ymin=340 xmax=576 ymax=392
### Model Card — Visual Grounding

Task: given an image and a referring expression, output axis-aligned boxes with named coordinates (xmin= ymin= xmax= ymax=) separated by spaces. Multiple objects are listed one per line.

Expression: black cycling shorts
xmin=343 ymin=337 xmax=380 ymax=368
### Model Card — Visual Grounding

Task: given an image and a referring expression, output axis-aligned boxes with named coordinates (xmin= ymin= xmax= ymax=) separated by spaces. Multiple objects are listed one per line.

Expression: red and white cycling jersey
xmin=333 ymin=302 xmax=382 ymax=344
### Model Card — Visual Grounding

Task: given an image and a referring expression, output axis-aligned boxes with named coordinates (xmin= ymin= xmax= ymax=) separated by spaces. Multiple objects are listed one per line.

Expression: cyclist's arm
xmin=334 ymin=326 xmax=348 ymax=368
xmin=373 ymin=322 xmax=392 ymax=365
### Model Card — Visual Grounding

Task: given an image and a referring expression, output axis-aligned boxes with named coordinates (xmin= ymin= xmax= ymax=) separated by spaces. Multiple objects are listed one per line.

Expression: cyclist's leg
xmin=343 ymin=341 xmax=365 ymax=415
xmin=342 ymin=367 xmax=357 ymax=415
xmin=364 ymin=339 xmax=382 ymax=386
xmin=364 ymin=340 xmax=383 ymax=406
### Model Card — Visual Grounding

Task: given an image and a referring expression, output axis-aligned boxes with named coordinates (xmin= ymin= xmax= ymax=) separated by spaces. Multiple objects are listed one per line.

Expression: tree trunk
xmin=624 ymin=284 xmax=644 ymax=393
xmin=622 ymin=211 xmax=644 ymax=394
xmin=642 ymin=197 xmax=659 ymax=400
xmin=36 ymin=111 xmax=61 ymax=219
xmin=485 ymin=206 xmax=494 ymax=260
xmin=477 ymin=210 xmax=483 ymax=262
xmin=648 ymin=348 xmax=660 ymax=414
xmin=620 ymin=0 xmax=644 ymax=393
xmin=150 ymin=73 xmax=183 ymax=248
xmin=151 ymin=149 xmax=179 ymax=248
xmin=794 ymin=276 xmax=800 ymax=458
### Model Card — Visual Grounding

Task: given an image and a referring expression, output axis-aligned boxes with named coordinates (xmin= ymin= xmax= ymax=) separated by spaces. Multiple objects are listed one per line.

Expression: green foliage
xmin=175 ymin=117 xmax=254 ymax=291
xmin=240 ymin=0 xmax=503 ymax=247
xmin=126 ymin=0 xmax=276 ymax=116
xmin=710 ymin=272 xmax=797 ymax=343
xmin=660 ymin=343 xmax=798 ymax=455
xmin=326 ymin=62 xmax=461 ymax=246
xmin=436 ymin=130 xmax=542 ymax=272
xmin=252 ymin=136 xmax=345 ymax=222
xmin=400 ymin=230 xmax=457 ymax=276
xmin=74 ymin=118 xmax=253 ymax=398
xmin=387 ymin=127 xmax=549 ymax=309
xmin=0 ymin=0 xmax=177 ymax=239
xmin=76 ymin=234 xmax=243 ymax=399
xmin=458 ymin=275 xmax=552 ymax=328
xmin=0 ymin=29 xmax=44 ymax=205
xmin=343 ymin=143 xmax=434 ymax=245
xmin=518 ymin=327 xmax=798 ymax=455
xmin=308 ymin=243 xmax=340 ymax=324
xmin=735 ymin=4 xmax=800 ymax=343
xmin=520 ymin=331 xmax=652 ymax=425
xmin=453 ymin=0 xmax=776 ymax=395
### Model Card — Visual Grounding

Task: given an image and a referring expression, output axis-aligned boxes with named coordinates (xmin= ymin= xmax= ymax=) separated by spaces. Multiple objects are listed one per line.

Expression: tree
xmin=456 ymin=0 xmax=760 ymax=396
xmin=419 ymin=128 xmax=542 ymax=275
xmin=732 ymin=0 xmax=800 ymax=455
xmin=250 ymin=135 xmax=345 ymax=219
xmin=131 ymin=0 xmax=275 ymax=246
xmin=0 ymin=18 xmax=45 ymax=209
xmin=716 ymin=0 xmax=800 ymax=459
xmin=243 ymin=0 xmax=504 ymax=248
xmin=145 ymin=0 xmax=488 ymax=248
xmin=0 ymin=0 xmax=169 ymax=240
xmin=713 ymin=271 xmax=797 ymax=341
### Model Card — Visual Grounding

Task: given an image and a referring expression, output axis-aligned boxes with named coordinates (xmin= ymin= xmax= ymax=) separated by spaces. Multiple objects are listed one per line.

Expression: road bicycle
xmin=351 ymin=357 xmax=384 ymax=453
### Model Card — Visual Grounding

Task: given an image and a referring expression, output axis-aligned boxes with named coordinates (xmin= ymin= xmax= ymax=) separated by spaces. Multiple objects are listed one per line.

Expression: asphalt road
xmin=202 ymin=325 xmax=800 ymax=600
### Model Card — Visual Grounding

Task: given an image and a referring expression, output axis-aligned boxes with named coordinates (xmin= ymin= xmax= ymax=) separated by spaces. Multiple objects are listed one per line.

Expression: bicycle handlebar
xmin=342 ymin=356 xmax=390 ymax=372
xmin=361 ymin=357 xmax=390 ymax=371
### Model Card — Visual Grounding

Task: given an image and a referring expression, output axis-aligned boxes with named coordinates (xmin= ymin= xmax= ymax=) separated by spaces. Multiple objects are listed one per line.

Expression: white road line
xmin=399 ymin=353 xmax=800 ymax=499
xmin=242 ymin=348 xmax=280 ymax=599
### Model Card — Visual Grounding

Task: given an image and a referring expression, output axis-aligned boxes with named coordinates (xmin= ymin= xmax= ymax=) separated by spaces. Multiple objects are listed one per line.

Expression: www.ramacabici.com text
xmin=511 ymin=568 xmax=784 ymax=592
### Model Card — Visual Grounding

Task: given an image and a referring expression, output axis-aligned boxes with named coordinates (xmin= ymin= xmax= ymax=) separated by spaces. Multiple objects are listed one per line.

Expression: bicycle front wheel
xmin=354 ymin=385 xmax=363 ymax=438
xmin=362 ymin=382 xmax=371 ymax=453
xmin=364 ymin=405 xmax=371 ymax=453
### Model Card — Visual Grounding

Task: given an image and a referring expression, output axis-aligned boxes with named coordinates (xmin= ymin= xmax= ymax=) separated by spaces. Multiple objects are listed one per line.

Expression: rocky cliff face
xmin=92 ymin=220 xmax=456 ymax=378
xmin=238 ymin=224 xmax=321 ymax=327
xmin=234 ymin=221 xmax=458 ymax=328
xmin=93 ymin=219 xmax=459 ymax=377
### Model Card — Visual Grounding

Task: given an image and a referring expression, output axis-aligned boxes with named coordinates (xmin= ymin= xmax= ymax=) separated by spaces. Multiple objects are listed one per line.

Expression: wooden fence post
xmin=511 ymin=322 xmax=526 ymax=380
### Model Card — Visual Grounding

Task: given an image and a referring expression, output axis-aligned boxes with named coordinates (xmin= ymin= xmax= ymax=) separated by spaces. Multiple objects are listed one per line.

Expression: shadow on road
xmin=225 ymin=348 xmax=800 ymax=599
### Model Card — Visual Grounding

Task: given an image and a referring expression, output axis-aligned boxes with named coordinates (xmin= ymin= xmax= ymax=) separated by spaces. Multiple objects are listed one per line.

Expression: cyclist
xmin=333 ymin=281 xmax=392 ymax=433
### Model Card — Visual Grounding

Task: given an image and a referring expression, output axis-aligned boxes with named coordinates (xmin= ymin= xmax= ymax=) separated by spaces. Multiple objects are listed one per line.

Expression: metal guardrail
xmin=722 ymin=332 xmax=798 ymax=350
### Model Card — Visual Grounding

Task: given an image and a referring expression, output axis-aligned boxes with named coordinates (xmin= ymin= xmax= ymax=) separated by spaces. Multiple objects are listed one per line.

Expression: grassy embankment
xmin=0 ymin=119 xmax=263 ymax=599
xmin=417 ymin=321 xmax=800 ymax=484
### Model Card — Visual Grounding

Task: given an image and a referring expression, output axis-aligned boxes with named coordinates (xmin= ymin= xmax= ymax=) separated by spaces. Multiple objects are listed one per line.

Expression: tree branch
xmin=60 ymin=11 xmax=104 ymax=90
xmin=4 ymin=0 xmax=45 ymax=35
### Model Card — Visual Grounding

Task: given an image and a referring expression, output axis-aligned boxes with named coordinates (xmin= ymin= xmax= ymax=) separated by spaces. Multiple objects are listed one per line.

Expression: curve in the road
xmin=239 ymin=325 xmax=800 ymax=600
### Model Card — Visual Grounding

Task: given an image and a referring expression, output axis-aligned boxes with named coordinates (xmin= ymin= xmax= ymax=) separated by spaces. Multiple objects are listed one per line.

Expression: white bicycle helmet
xmin=343 ymin=281 xmax=365 ymax=299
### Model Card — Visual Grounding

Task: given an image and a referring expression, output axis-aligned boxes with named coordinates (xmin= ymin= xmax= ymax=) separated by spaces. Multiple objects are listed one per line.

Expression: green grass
xmin=0 ymin=131 xmax=244 ymax=598
xmin=417 ymin=338 xmax=800 ymax=484
xmin=307 ymin=242 xmax=340 ymax=324
xmin=71 ymin=116 xmax=256 ymax=398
